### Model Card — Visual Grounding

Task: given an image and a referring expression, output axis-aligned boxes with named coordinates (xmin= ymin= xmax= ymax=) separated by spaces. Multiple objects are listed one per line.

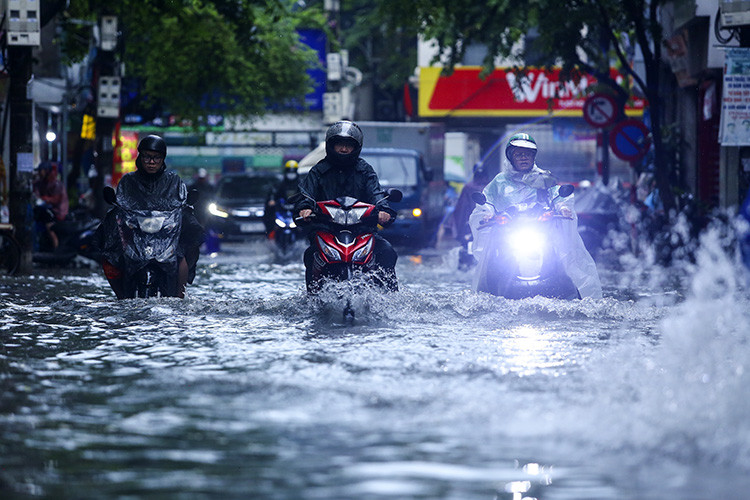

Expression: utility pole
xmin=92 ymin=14 xmax=120 ymax=219
xmin=5 ymin=0 xmax=41 ymax=274
xmin=7 ymin=45 xmax=34 ymax=273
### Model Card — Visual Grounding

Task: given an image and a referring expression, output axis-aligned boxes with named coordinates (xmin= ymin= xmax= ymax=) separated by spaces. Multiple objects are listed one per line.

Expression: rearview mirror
xmin=422 ymin=167 xmax=434 ymax=182
xmin=187 ymin=188 xmax=200 ymax=206
xmin=471 ymin=191 xmax=487 ymax=205
xmin=386 ymin=188 xmax=403 ymax=203
xmin=558 ymin=184 xmax=575 ymax=198
xmin=103 ymin=186 xmax=117 ymax=205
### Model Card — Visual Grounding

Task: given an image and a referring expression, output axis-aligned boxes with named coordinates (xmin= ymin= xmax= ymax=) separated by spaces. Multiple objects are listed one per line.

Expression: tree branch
xmin=591 ymin=0 xmax=648 ymax=97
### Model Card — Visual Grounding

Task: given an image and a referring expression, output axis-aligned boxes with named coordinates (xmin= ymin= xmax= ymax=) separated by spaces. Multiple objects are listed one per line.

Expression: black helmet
xmin=138 ymin=134 xmax=167 ymax=157
xmin=325 ymin=121 xmax=363 ymax=167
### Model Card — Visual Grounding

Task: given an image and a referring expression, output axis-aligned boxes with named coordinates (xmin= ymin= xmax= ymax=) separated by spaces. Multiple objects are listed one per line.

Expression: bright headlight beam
xmin=208 ymin=203 xmax=229 ymax=218
xmin=509 ymin=228 xmax=545 ymax=254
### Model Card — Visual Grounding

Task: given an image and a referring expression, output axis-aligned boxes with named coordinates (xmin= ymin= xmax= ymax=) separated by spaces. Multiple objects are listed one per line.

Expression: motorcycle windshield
xmin=121 ymin=208 xmax=182 ymax=264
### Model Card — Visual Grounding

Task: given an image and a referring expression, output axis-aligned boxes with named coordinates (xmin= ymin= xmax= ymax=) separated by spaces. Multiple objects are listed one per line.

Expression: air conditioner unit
xmin=720 ymin=0 xmax=750 ymax=27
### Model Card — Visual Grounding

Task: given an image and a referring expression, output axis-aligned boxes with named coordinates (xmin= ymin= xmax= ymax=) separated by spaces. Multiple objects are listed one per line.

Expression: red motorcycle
xmin=298 ymin=189 xmax=402 ymax=319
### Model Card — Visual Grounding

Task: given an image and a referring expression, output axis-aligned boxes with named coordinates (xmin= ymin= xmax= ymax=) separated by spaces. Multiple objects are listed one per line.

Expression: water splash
xmin=571 ymin=224 xmax=750 ymax=468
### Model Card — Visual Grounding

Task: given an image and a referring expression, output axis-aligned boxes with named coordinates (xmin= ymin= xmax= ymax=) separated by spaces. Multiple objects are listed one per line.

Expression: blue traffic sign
xmin=610 ymin=119 xmax=651 ymax=162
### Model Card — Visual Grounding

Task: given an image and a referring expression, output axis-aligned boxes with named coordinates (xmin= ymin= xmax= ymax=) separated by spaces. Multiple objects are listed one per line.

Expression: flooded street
xmin=2 ymin=235 xmax=750 ymax=499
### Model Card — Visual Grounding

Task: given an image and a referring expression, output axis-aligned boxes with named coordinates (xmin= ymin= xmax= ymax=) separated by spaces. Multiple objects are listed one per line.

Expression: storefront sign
xmin=418 ymin=66 xmax=646 ymax=117
xmin=720 ymin=48 xmax=750 ymax=146
xmin=112 ymin=129 xmax=139 ymax=185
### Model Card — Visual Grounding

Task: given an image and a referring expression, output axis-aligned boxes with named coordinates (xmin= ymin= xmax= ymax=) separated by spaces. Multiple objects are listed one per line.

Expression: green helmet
xmin=505 ymin=133 xmax=537 ymax=163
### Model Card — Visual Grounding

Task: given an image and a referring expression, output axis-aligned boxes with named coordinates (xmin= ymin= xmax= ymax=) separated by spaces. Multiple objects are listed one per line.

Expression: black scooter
xmin=103 ymin=186 xmax=198 ymax=298
xmin=32 ymin=203 xmax=100 ymax=267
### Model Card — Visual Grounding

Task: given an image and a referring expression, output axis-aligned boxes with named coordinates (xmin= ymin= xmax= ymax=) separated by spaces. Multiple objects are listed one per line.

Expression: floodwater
xmin=2 ymin=232 xmax=750 ymax=499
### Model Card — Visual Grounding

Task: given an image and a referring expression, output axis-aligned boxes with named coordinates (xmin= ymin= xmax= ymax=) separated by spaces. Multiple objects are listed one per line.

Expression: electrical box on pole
xmin=323 ymin=92 xmax=343 ymax=124
xmin=97 ymin=76 xmax=121 ymax=118
xmin=326 ymin=53 xmax=342 ymax=81
xmin=100 ymin=15 xmax=118 ymax=51
xmin=3 ymin=0 xmax=40 ymax=46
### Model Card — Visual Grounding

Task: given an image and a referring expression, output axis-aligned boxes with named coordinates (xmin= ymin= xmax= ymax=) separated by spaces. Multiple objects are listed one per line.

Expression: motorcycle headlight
xmin=509 ymin=228 xmax=545 ymax=255
xmin=208 ymin=203 xmax=229 ymax=218
xmin=275 ymin=218 xmax=287 ymax=228
xmin=351 ymin=238 xmax=374 ymax=263
xmin=316 ymin=235 xmax=342 ymax=262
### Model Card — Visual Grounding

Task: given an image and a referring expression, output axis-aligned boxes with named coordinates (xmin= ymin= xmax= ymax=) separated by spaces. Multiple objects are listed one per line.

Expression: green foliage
xmin=60 ymin=0 xmax=327 ymax=121
xmin=335 ymin=0 xmax=421 ymax=95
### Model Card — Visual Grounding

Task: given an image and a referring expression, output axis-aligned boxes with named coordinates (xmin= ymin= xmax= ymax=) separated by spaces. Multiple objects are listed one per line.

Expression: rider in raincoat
xmin=469 ymin=133 xmax=602 ymax=299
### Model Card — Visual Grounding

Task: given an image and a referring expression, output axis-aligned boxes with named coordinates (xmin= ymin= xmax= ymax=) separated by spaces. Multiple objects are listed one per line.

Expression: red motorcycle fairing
xmin=314 ymin=231 xmax=375 ymax=265
xmin=316 ymin=200 xmax=376 ymax=225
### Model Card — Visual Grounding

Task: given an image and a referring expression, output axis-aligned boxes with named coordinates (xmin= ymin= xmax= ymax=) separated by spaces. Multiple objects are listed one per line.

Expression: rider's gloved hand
xmin=377 ymin=211 xmax=391 ymax=225
xmin=299 ymin=209 xmax=313 ymax=221
xmin=559 ymin=207 xmax=573 ymax=218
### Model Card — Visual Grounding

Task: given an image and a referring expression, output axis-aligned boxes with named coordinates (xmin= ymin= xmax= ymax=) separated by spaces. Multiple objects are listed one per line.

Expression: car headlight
xmin=208 ymin=203 xmax=229 ymax=218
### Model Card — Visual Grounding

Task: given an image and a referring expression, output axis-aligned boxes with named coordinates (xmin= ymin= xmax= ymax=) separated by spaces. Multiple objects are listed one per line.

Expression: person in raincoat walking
xmin=469 ymin=133 xmax=602 ymax=299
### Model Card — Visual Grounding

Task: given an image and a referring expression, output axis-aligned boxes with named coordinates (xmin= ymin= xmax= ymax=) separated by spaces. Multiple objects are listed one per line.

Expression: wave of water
xmin=545 ymin=227 xmax=750 ymax=473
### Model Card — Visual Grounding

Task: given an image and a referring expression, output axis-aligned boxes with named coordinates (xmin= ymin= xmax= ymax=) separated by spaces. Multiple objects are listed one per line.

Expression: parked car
xmin=205 ymin=172 xmax=280 ymax=239
xmin=360 ymin=148 xmax=445 ymax=246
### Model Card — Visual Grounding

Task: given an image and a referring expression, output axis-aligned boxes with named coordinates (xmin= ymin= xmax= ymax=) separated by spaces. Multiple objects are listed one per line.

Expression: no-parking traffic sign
xmin=583 ymin=94 xmax=618 ymax=128
xmin=610 ymin=119 xmax=651 ymax=162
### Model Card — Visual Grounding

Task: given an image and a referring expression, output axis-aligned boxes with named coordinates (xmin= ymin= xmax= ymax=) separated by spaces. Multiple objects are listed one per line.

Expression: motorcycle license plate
xmin=240 ymin=222 xmax=264 ymax=233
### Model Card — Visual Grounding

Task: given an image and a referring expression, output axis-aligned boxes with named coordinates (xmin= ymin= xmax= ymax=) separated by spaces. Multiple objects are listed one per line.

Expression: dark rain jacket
xmin=93 ymin=162 xmax=205 ymax=275
xmin=295 ymin=157 xmax=395 ymax=217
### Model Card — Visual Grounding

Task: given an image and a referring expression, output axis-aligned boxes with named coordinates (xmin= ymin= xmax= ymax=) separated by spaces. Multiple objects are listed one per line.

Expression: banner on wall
xmin=418 ymin=66 xmax=646 ymax=118
xmin=112 ymin=128 xmax=139 ymax=186
xmin=720 ymin=48 xmax=750 ymax=146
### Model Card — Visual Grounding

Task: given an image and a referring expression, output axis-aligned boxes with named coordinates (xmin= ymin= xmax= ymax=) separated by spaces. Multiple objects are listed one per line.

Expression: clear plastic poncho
xmin=469 ymin=162 xmax=602 ymax=299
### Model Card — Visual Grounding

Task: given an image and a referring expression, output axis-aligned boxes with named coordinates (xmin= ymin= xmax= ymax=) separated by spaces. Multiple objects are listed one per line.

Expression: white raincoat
xmin=469 ymin=161 xmax=603 ymax=299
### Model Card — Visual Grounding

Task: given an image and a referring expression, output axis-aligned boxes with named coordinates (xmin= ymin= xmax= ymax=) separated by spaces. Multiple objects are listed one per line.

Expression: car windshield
xmin=362 ymin=154 xmax=418 ymax=188
xmin=217 ymin=175 xmax=277 ymax=200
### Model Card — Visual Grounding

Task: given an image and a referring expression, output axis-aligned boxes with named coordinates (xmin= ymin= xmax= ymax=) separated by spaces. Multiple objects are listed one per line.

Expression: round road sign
xmin=583 ymin=94 xmax=618 ymax=128
xmin=610 ymin=119 xmax=651 ymax=162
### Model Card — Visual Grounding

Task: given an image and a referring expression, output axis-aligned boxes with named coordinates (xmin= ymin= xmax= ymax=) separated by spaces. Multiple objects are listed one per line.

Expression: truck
xmin=299 ymin=121 xmax=447 ymax=247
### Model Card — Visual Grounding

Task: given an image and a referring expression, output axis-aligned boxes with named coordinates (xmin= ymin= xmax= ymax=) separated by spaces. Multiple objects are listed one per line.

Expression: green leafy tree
xmin=374 ymin=0 xmax=676 ymax=211
xmin=59 ymin=0 xmax=327 ymax=121
xmin=340 ymin=0 xmax=420 ymax=119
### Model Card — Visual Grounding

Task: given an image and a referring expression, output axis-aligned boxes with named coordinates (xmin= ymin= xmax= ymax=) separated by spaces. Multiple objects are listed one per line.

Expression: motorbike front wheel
xmin=125 ymin=265 xmax=178 ymax=298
